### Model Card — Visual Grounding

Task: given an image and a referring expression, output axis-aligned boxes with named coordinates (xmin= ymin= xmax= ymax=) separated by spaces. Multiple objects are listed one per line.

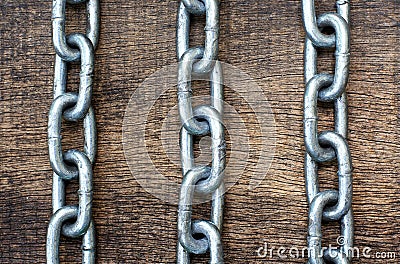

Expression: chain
xmin=302 ymin=0 xmax=353 ymax=263
xmin=46 ymin=0 xmax=100 ymax=263
xmin=176 ymin=1 xmax=225 ymax=263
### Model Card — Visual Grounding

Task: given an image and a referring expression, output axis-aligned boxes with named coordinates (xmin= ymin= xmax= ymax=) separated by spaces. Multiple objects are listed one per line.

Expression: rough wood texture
xmin=0 ymin=1 xmax=399 ymax=263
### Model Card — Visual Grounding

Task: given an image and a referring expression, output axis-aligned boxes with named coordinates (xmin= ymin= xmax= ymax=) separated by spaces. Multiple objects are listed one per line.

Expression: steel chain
xmin=47 ymin=0 xmax=100 ymax=263
xmin=176 ymin=1 xmax=226 ymax=263
xmin=302 ymin=0 xmax=353 ymax=263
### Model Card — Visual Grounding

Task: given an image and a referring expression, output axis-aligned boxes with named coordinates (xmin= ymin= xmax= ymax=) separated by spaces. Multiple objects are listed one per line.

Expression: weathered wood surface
xmin=0 ymin=0 xmax=399 ymax=263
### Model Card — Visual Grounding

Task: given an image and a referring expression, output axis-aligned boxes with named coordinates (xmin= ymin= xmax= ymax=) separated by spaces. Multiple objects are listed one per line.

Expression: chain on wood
xmin=302 ymin=0 xmax=353 ymax=263
xmin=46 ymin=0 xmax=100 ymax=263
xmin=176 ymin=0 xmax=226 ymax=263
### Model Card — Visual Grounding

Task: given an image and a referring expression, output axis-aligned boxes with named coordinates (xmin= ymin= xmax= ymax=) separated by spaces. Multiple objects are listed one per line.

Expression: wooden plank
xmin=0 ymin=0 xmax=398 ymax=262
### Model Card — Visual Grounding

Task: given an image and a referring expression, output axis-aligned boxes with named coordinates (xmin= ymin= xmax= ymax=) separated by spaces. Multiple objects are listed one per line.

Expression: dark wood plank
xmin=0 ymin=0 xmax=399 ymax=263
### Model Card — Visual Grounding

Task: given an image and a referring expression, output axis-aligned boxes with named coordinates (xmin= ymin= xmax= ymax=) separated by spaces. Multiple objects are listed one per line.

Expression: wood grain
xmin=0 ymin=0 xmax=399 ymax=263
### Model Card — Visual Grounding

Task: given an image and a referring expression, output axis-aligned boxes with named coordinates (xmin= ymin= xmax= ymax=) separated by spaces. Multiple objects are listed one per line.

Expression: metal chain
xmin=302 ymin=0 xmax=353 ymax=263
xmin=46 ymin=0 xmax=100 ymax=263
xmin=176 ymin=1 xmax=225 ymax=263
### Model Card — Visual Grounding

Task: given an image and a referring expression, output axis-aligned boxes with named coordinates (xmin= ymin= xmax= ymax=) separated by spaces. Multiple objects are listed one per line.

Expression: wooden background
xmin=0 ymin=0 xmax=399 ymax=263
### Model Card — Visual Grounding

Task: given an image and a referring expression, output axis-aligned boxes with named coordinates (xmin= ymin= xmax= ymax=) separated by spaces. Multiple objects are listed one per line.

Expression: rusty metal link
xmin=47 ymin=0 xmax=99 ymax=263
xmin=302 ymin=0 xmax=353 ymax=263
xmin=176 ymin=2 xmax=224 ymax=260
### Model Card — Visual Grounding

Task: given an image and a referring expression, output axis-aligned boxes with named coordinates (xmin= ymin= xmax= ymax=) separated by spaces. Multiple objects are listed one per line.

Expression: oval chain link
xmin=302 ymin=0 xmax=353 ymax=263
xmin=176 ymin=1 xmax=225 ymax=263
xmin=47 ymin=0 xmax=99 ymax=263
xmin=52 ymin=0 xmax=100 ymax=61
xmin=177 ymin=0 xmax=220 ymax=74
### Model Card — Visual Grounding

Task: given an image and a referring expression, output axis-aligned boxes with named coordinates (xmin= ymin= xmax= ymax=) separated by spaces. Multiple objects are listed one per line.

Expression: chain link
xmin=176 ymin=1 xmax=225 ymax=263
xmin=302 ymin=0 xmax=353 ymax=263
xmin=47 ymin=0 xmax=100 ymax=263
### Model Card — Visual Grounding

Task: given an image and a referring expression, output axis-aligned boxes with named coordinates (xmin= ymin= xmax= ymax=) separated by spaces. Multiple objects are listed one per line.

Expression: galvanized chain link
xmin=47 ymin=0 xmax=100 ymax=263
xmin=302 ymin=0 xmax=353 ymax=263
xmin=176 ymin=1 xmax=226 ymax=263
